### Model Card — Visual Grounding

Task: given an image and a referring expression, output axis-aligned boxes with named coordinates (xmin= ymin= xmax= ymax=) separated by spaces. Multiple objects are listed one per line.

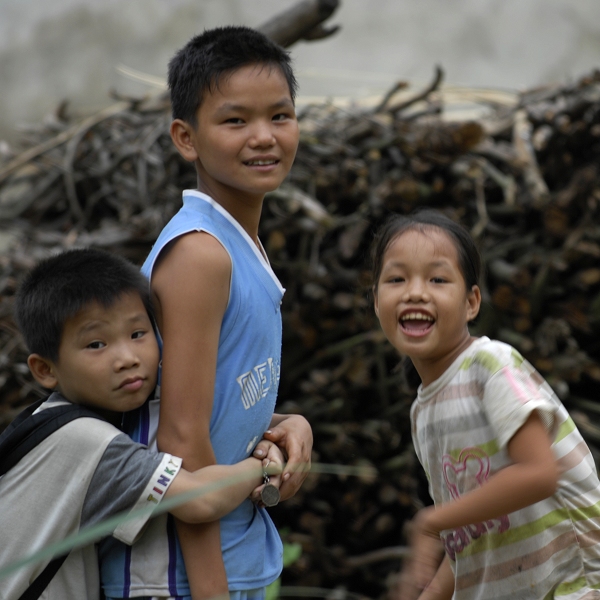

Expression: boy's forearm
xmin=176 ymin=520 xmax=229 ymax=600
xmin=170 ymin=458 xmax=264 ymax=523
xmin=160 ymin=427 xmax=227 ymax=597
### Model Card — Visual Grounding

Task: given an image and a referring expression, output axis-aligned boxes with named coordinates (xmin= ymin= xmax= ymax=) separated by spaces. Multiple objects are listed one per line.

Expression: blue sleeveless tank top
xmin=99 ymin=190 xmax=284 ymax=597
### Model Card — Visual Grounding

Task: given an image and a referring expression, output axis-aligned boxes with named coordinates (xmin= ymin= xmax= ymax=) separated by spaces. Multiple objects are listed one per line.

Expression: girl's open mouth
xmin=400 ymin=312 xmax=434 ymax=336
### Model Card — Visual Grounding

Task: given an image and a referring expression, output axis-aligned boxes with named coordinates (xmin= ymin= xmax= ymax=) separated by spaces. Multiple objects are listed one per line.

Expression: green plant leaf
xmin=283 ymin=541 xmax=302 ymax=567
xmin=266 ymin=577 xmax=281 ymax=600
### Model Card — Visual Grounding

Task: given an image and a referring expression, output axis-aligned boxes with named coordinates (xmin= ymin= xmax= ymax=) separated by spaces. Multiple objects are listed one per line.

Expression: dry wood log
xmin=386 ymin=66 xmax=444 ymax=116
xmin=257 ymin=0 xmax=341 ymax=48
xmin=513 ymin=109 xmax=550 ymax=205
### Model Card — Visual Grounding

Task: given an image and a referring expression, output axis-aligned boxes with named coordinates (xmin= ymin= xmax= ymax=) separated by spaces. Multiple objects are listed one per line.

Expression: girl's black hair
xmin=370 ymin=208 xmax=482 ymax=292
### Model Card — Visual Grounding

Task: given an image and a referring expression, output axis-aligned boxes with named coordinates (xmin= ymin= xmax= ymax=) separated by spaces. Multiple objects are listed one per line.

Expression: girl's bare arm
xmin=409 ymin=411 xmax=558 ymax=590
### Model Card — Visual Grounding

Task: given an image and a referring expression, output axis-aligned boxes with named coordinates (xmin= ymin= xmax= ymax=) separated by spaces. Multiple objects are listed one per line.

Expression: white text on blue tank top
xmin=236 ymin=357 xmax=280 ymax=410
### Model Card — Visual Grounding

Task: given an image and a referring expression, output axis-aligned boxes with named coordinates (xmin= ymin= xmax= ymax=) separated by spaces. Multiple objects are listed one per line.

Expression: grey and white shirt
xmin=0 ymin=393 xmax=181 ymax=600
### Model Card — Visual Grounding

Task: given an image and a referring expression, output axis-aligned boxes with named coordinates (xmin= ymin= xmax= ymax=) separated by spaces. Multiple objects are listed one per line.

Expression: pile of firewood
xmin=1 ymin=65 xmax=600 ymax=598
xmin=265 ymin=68 xmax=600 ymax=596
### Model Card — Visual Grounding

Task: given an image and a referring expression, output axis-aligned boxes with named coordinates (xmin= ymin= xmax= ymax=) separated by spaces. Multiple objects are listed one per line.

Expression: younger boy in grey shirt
xmin=0 ymin=248 xmax=282 ymax=600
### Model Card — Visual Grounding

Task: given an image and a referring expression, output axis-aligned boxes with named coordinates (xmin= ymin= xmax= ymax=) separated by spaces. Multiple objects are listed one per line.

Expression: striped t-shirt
xmin=411 ymin=337 xmax=600 ymax=599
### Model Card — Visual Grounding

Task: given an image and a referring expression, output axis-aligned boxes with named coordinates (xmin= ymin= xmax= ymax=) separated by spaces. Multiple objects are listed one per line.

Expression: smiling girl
xmin=371 ymin=209 xmax=600 ymax=600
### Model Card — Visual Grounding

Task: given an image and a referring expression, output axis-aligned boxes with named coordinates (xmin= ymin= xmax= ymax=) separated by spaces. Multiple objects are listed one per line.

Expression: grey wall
xmin=1 ymin=0 xmax=600 ymax=143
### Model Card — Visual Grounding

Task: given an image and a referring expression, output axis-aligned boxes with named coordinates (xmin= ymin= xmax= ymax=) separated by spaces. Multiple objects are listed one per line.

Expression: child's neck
xmin=63 ymin=396 xmax=123 ymax=426
xmin=197 ymin=181 xmax=264 ymax=245
xmin=415 ymin=335 xmax=478 ymax=387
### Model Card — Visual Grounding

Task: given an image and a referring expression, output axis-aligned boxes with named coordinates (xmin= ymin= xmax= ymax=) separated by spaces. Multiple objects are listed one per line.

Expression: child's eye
xmin=225 ymin=117 xmax=244 ymax=124
xmin=131 ymin=330 xmax=146 ymax=340
xmin=431 ymin=277 xmax=447 ymax=284
xmin=87 ymin=341 xmax=106 ymax=349
xmin=272 ymin=112 xmax=292 ymax=122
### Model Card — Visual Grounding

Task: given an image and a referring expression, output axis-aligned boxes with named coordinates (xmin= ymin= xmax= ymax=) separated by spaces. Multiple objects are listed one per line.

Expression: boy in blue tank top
xmin=99 ymin=27 xmax=313 ymax=600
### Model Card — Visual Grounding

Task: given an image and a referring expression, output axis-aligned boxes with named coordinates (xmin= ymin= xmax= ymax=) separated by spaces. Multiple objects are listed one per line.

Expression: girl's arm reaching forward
xmin=394 ymin=550 xmax=454 ymax=600
xmin=408 ymin=410 xmax=558 ymax=593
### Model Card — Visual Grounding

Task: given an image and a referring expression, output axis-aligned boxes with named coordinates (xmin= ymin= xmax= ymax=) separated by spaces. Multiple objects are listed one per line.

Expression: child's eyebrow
xmin=215 ymin=98 xmax=294 ymax=114
xmin=429 ymin=260 xmax=454 ymax=268
xmin=127 ymin=312 xmax=150 ymax=324
xmin=117 ymin=312 xmax=150 ymax=327
xmin=381 ymin=260 xmax=406 ymax=270
xmin=382 ymin=259 xmax=453 ymax=270
xmin=269 ymin=98 xmax=295 ymax=109
xmin=76 ymin=313 xmax=148 ymax=335
xmin=75 ymin=320 xmax=105 ymax=337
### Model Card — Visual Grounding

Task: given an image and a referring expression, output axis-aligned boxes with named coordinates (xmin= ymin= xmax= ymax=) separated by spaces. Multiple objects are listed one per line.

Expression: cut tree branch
xmin=257 ymin=0 xmax=341 ymax=48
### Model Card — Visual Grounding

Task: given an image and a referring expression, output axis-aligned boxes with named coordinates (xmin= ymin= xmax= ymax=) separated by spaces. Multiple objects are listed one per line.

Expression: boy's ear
xmin=27 ymin=354 xmax=59 ymax=389
xmin=467 ymin=285 xmax=482 ymax=321
xmin=170 ymin=119 xmax=199 ymax=163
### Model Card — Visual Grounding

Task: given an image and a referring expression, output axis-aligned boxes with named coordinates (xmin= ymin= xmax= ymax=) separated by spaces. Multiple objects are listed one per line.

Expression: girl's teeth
xmin=402 ymin=313 xmax=433 ymax=321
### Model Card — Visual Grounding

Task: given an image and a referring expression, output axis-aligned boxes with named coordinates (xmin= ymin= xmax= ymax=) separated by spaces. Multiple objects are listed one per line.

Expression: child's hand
xmin=400 ymin=508 xmax=445 ymax=600
xmin=250 ymin=441 xmax=285 ymax=507
xmin=252 ymin=414 xmax=312 ymax=500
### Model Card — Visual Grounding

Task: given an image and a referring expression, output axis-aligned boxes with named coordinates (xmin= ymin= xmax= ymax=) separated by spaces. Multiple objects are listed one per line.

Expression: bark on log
xmin=257 ymin=0 xmax=340 ymax=48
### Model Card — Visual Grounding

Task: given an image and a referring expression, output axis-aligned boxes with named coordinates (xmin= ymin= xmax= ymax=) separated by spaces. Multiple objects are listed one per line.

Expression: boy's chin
xmin=85 ymin=405 xmax=123 ymax=426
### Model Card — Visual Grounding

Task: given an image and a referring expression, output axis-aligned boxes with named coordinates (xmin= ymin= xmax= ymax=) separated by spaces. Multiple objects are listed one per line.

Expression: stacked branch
xmin=1 ymin=68 xmax=600 ymax=598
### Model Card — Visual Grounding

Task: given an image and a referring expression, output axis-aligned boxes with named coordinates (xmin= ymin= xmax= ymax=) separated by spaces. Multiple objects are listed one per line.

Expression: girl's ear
xmin=27 ymin=354 xmax=59 ymax=389
xmin=467 ymin=285 xmax=482 ymax=321
xmin=373 ymin=287 xmax=380 ymax=318
xmin=169 ymin=119 xmax=199 ymax=163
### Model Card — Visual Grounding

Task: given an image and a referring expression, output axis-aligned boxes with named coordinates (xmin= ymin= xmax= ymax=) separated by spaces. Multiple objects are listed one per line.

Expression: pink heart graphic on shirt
xmin=443 ymin=447 xmax=491 ymax=501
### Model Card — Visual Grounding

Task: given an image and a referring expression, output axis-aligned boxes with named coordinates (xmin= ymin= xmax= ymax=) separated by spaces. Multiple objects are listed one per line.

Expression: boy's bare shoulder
xmin=157 ymin=230 xmax=231 ymax=274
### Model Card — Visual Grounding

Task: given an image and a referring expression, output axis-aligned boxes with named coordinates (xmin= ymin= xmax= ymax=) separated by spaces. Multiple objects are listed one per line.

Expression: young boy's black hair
xmin=15 ymin=248 xmax=152 ymax=362
xmin=167 ymin=25 xmax=298 ymax=125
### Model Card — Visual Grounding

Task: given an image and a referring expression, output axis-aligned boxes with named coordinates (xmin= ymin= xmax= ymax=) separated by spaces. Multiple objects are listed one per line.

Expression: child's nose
xmin=114 ymin=343 xmax=140 ymax=370
xmin=249 ymin=121 xmax=276 ymax=147
xmin=404 ymin=279 xmax=429 ymax=302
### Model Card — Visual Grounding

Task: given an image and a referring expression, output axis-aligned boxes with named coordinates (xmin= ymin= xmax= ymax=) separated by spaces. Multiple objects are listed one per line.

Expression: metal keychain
xmin=260 ymin=462 xmax=280 ymax=507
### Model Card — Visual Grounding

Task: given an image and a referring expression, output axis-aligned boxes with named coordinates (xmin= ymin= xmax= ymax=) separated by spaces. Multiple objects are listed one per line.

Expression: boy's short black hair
xmin=15 ymin=248 xmax=153 ymax=362
xmin=168 ymin=26 xmax=297 ymax=125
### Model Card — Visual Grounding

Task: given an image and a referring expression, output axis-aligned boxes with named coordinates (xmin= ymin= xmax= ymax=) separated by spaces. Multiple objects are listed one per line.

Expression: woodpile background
xmin=1 ymin=64 xmax=600 ymax=598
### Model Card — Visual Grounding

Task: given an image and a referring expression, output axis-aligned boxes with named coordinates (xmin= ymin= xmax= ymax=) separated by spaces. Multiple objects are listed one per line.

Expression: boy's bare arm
xmin=410 ymin=411 xmax=558 ymax=588
xmin=152 ymin=232 xmax=231 ymax=600
xmin=168 ymin=454 xmax=282 ymax=523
